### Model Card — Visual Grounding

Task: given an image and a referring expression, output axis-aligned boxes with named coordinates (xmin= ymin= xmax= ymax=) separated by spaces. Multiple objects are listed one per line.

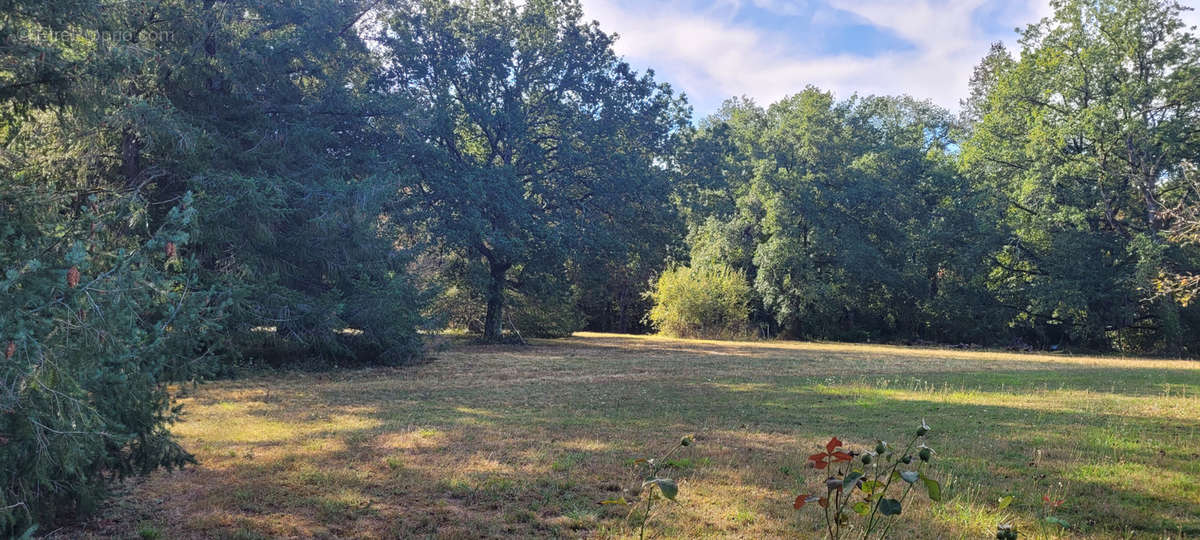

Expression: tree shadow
xmin=62 ymin=349 xmax=1200 ymax=538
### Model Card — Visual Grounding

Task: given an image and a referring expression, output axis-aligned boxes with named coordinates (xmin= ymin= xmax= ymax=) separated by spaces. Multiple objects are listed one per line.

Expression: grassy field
xmin=64 ymin=333 xmax=1200 ymax=539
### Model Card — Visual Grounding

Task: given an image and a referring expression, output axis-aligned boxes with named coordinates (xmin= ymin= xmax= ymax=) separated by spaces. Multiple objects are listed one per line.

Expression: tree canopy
xmin=376 ymin=0 xmax=685 ymax=340
xmin=3 ymin=0 xmax=1200 ymax=533
xmin=963 ymin=0 xmax=1200 ymax=350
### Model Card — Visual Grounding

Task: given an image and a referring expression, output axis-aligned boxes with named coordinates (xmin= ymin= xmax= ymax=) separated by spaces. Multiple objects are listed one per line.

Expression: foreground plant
xmin=791 ymin=420 xmax=941 ymax=539
xmin=601 ymin=435 xmax=695 ymax=540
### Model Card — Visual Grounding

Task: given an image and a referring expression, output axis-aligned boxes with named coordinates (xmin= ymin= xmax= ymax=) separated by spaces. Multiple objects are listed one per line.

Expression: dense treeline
xmin=665 ymin=0 xmax=1200 ymax=351
xmin=672 ymin=93 xmax=993 ymax=343
xmin=1 ymin=0 xmax=1198 ymax=533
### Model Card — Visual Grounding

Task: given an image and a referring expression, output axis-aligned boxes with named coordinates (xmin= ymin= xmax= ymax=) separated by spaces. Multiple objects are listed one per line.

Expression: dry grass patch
xmin=59 ymin=333 xmax=1200 ymax=539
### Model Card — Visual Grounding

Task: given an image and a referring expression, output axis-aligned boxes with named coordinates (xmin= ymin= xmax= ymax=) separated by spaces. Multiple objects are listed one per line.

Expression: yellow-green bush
xmin=646 ymin=265 xmax=752 ymax=338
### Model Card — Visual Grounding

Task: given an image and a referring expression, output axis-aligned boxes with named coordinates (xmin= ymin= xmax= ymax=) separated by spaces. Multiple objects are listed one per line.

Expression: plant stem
xmin=862 ymin=433 xmax=920 ymax=539
xmin=834 ymin=485 xmax=842 ymax=538
xmin=877 ymin=462 xmax=924 ymax=539
xmin=639 ymin=440 xmax=683 ymax=540
xmin=824 ymin=489 xmax=836 ymax=540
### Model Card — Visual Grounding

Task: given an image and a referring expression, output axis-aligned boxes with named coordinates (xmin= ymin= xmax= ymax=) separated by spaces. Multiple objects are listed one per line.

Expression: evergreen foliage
xmin=1 ymin=1 xmax=226 ymax=531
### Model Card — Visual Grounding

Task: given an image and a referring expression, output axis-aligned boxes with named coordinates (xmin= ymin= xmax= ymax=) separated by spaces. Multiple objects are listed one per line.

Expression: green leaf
xmin=899 ymin=470 xmax=919 ymax=484
xmin=599 ymin=497 xmax=628 ymax=505
xmin=643 ymin=478 xmax=678 ymax=501
xmin=844 ymin=471 xmax=864 ymax=490
xmin=878 ymin=498 xmax=902 ymax=516
xmin=861 ymin=480 xmax=882 ymax=495
xmin=997 ymin=495 xmax=1014 ymax=511
xmin=852 ymin=501 xmax=871 ymax=515
xmin=920 ymin=474 xmax=941 ymax=502
xmin=1045 ymin=516 xmax=1070 ymax=529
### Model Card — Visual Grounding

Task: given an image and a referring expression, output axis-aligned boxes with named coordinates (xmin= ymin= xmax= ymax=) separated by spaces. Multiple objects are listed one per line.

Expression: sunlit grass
xmin=66 ymin=333 xmax=1200 ymax=538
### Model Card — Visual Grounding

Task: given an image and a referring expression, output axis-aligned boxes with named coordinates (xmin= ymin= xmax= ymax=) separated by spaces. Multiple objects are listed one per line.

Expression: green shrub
xmin=646 ymin=265 xmax=752 ymax=339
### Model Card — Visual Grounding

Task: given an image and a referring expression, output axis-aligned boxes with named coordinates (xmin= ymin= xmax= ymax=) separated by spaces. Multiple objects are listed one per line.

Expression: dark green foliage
xmin=0 ymin=1 xmax=229 ymax=531
xmin=963 ymin=0 xmax=1200 ymax=352
xmin=377 ymin=0 xmax=685 ymax=340
xmin=676 ymin=91 xmax=1000 ymax=343
xmin=152 ymin=0 xmax=426 ymax=365
xmin=669 ymin=0 xmax=1200 ymax=351
xmin=1 ymin=0 xmax=426 ymax=532
xmin=418 ymin=249 xmax=583 ymax=338
xmin=0 ymin=190 xmax=219 ymax=532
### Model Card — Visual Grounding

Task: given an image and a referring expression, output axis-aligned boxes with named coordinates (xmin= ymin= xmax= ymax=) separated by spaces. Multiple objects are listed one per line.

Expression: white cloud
xmin=1182 ymin=3 xmax=1200 ymax=31
xmin=580 ymin=0 xmax=1057 ymax=115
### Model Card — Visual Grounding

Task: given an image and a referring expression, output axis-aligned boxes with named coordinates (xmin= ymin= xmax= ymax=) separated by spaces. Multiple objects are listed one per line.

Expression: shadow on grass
xmin=70 ymin=341 xmax=1200 ymax=538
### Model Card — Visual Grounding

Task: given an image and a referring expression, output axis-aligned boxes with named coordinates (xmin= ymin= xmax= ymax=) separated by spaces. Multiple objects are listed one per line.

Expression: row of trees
xmin=660 ymin=0 xmax=1200 ymax=351
xmin=2 ymin=0 xmax=1199 ymax=533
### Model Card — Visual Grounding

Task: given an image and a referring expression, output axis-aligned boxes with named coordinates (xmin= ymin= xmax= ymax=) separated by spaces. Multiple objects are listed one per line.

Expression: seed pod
xmin=861 ymin=453 xmax=873 ymax=465
xmin=918 ymin=446 xmax=932 ymax=463
xmin=67 ymin=266 xmax=80 ymax=288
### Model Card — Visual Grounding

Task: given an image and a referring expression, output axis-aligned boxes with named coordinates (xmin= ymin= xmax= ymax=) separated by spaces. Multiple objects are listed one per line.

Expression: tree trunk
xmin=483 ymin=260 xmax=510 ymax=341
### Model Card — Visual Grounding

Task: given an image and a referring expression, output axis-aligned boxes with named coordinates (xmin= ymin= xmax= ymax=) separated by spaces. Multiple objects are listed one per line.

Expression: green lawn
xmin=65 ymin=333 xmax=1200 ymax=539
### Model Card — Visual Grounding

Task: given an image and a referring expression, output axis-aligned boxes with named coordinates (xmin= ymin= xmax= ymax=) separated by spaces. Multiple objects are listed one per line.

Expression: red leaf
xmin=826 ymin=437 xmax=842 ymax=454
xmin=808 ymin=453 xmax=828 ymax=463
xmin=817 ymin=497 xmax=829 ymax=508
xmin=832 ymin=451 xmax=853 ymax=462
xmin=794 ymin=495 xmax=808 ymax=509
xmin=813 ymin=460 xmax=829 ymax=470
xmin=1043 ymin=495 xmax=1050 ymax=503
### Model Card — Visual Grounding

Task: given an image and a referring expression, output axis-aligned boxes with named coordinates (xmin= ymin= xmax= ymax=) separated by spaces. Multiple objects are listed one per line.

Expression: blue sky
xmin=581 ymin=0 xmax=1200 ymax=117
